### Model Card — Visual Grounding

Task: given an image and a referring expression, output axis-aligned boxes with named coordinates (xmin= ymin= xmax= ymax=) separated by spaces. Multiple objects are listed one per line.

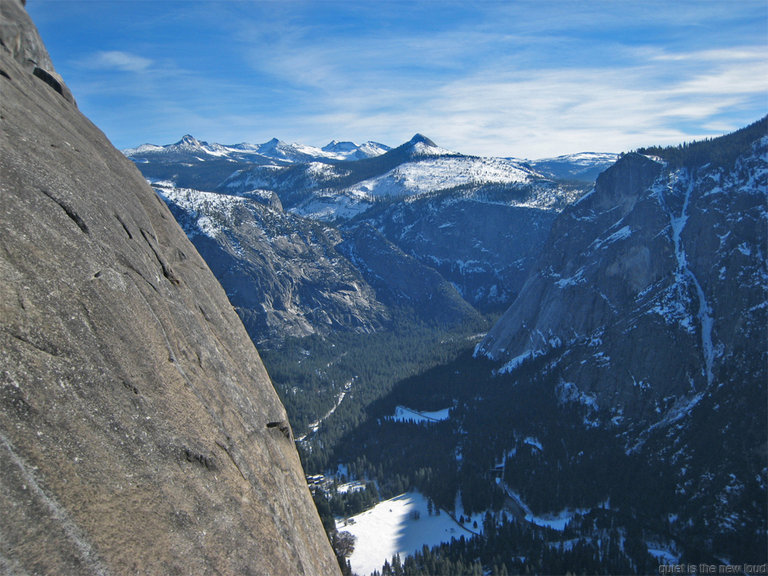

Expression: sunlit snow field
xmin=389 ymin=405 xmax=451 ymax=424
xmin=336 ymin=491 xmax=483 ymax=576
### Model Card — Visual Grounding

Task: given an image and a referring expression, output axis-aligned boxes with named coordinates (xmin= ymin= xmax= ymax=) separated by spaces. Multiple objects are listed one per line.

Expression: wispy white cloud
xmin=84 ymin=51 xmax=153 ymax=73
xmin=36 ymin=0 xmax=767 ymax=155
xmin=650 ymin=47 xmax=767 ymax=63
xmin=246 ymin=39 xmax=767 ymax=157
xmin=209 ymin=0 xmax=767 ymax=156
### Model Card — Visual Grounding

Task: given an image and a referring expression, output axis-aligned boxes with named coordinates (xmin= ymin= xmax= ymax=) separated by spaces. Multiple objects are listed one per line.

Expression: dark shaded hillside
xmin=346 ymin=182 xmax=582 ymax=311
xmin=478 ymin=126 xmax=767 ymax=420
xmin=474 ymin=122 xmax=768 ymax=561
xmin=338 ymin=223 xmax=483 ymax=328
xmin=0 ymin=1 xmax=339 ymax=574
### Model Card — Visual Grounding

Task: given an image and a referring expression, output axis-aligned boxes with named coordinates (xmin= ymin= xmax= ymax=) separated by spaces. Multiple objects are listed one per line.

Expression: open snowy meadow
xmin=336 ymin=491 xmax=483 ymax=576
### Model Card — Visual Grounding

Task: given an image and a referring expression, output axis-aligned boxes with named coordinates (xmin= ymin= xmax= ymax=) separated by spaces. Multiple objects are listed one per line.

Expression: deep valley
xmin=126 ymin=119 xmax=768 ymax=574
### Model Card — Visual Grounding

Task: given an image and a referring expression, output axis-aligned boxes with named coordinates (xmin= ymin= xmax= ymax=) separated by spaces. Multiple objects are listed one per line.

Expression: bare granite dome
xmin=0 ymin=0 xmax=339 ymax=573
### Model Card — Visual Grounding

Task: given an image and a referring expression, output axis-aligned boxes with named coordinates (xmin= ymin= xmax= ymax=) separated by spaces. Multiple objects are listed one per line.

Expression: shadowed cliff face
xmin=477 ymin=136 xmax=767 ymax=421
xmin=0 ymin=1 xmax=339 ymax=574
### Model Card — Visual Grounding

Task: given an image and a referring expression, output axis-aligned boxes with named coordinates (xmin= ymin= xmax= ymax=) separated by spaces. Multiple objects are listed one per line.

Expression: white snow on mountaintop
xmin=409 ymin=140 xmax=455 ymax=157
xmin=123 ymin=143 xmax=164 ymax=154
xmin=290 ymin=148 xmax=590 ymax=221
xmin=396 ymin=133 xmax=455 ymax=157
xmin=530 ymin=152 xmax=619 ymax=165
xmin=124 ymin=135 xmax=389 ymax=163
xmin=322 ymin=139 xmax=391 ymax=160
xmin=124 ymin=136 xmax=622 ymax=196
xmin=345 ymin=156 xmax=536 ymax=198
xmin=255 ymin=137 xmax=369 ymax=162
xmin=127 ymin=135 xmax=234 ymax=158
xmin=527 ymin=152 xmax=619 ymax=181
xmin=125 ymin=134 xmax=621 ymax=173
xmin=124 ymin=135 xmax=246 ymax=159
xmin=152 ymin=183 xmax=247 ymax=239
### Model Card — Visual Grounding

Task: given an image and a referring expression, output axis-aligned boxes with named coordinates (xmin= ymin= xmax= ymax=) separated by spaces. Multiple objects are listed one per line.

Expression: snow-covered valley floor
xmin=336 ymin=491 xmax=482 ymax=576
xmin=335 ymin=484 xmax=682 ymax=574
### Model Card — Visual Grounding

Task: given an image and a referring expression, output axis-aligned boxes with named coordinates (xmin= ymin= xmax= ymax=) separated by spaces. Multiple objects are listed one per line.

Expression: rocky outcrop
xmin=157 ymin=183 xmax=390 ymax=345
xmin=477 ymin=153 xmax=666 ymax=368
xmin=0 ymin=1 xmax=339 ymax=574
xmin=0 ymin=0 xmax=73 ymax=103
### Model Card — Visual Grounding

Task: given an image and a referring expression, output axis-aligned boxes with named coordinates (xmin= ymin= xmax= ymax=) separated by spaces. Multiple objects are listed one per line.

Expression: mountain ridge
xmin=126 ymin=133 xmax=616 ymax=170
xmin=132 ymin=131 xmax=602 ymax=342
xmin=125 ymin=133 xmax=391 ymax=164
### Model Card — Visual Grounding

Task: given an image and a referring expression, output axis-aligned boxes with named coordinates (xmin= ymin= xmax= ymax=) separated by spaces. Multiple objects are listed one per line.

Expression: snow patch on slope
xmin=346 ymin=156 xmax=534 ymax=199
xmin=337 ymin=491 xmax=479 ymax=576
xmin=153 ymin=183 xmax=247 ymax=239
xmin=389 ymin=406 xmax=451 ymax=424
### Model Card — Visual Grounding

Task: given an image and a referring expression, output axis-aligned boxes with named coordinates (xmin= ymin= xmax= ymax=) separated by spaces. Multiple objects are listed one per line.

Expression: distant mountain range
xmin=125 ymin=134 xmax=391 ymax=164
xmin=126 ymin=134 xmax=615 ymax=220
xmin=125 ymin=134 xmax=615 ymax=342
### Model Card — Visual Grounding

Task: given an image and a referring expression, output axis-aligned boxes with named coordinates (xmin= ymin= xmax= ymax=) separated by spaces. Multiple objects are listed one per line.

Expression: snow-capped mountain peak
xmin=124 ymin=135 xmax=390 ymax=165
xmin=121 ymin=142 xmax=164 ymax=155
xmin=409 ymin=133 xmax=437 ymax=148
xmin=322 ymin=140 xmax=391 ymax=160
xmin=357 ymin=141 xmax=391 ymax=157
xmin=400 ymin=133 xmax=454 ymax=157
xmin=254 ymin=137 xmax=295 ymax=159
xmin=323 ymin=140 xmax=358 ymax=153
xmin=178 ymin=134 xmax=201 ymax=147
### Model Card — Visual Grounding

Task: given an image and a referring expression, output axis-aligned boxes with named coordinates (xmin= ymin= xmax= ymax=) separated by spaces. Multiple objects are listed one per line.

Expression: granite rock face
xmin=477 ymin=129 xmax=767 ymax=422
xmin=476 ymin=124 xmax=767 ymax=554
xmin=157 ymin=183 xmax=390 ymax=345
xmin=477 ymin=153 xmax=666 ymax=370
xmin=0 ymin=1 xmax=339 ymax=574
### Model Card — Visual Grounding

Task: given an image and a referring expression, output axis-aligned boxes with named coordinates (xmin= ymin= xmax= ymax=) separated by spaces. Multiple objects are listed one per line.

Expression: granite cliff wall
xmin=0 ymin=1 xmax=339 ymax=573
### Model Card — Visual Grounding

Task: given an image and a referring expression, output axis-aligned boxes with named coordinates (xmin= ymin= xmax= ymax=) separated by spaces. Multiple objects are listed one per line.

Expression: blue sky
xmin=27 ymin=0 xmax=768 ymax=158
